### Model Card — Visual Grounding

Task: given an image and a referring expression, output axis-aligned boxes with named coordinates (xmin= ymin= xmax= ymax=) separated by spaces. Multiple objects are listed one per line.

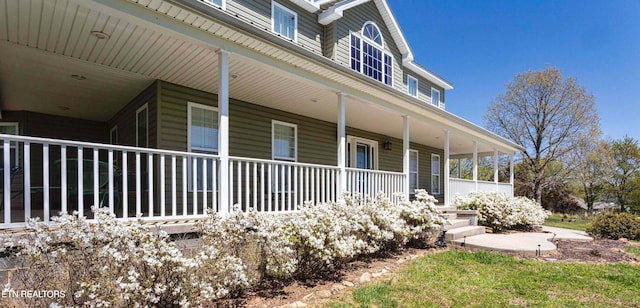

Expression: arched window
xmin=350 ymin=22 xmax=392 ymax=86
xmin=362 ymin=22 xmax=382 ymax=46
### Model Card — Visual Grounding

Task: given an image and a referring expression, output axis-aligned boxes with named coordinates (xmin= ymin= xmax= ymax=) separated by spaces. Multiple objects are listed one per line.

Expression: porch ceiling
xmin=0 ymin=0 xmax=517 ymax=155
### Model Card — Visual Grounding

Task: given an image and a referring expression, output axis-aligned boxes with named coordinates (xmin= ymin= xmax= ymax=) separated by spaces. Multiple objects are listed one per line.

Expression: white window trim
xmin=347 ymin=135 xmax=379 ymax=170
xmin=362 ymin=21 xmax=384 ymax=47
xmin=271 ymin=1 xmax=298 ymax=42
xmin=431 ymin=87 xmax=441 ymax=107
xmin=272 ymin=120 xmax=297 ymax=162
xmin=431 ymin=154 xmax=441 ymax=195
xmin=409 ymin=149 xmax=419 ymax=194
xmin=135 ymin=104 xmax=148 ymax=147
xmin=187 ymin=102 xmax=219 ymax=154
xmin=110 ymin=126 xmax=118 ymax=145
xmin=0 ymin=122 xmax=19 ymax=166
xmin=407 ymin=75 xmax=418 ymax=97
xmin=187 ymin=102 xmax=219 ymax=193
xmin=199 ymin=0 xmax=225 ymax=10
xmin=349 ymin=29 xmax=394 ymax=87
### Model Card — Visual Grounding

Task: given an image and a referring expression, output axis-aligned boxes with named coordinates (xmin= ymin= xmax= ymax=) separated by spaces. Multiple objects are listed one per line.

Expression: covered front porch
xmin=0 ymin=0 xmax=519 ymax=228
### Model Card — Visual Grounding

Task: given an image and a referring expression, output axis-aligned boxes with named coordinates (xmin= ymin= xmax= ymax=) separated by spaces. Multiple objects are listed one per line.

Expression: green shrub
xmin=586 ymin=212 xmax=640 ymax=240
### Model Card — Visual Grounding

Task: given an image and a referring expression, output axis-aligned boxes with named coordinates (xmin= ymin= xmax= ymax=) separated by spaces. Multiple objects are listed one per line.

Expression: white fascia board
xmin=403 ymin=58 xmax=454 ymax=90
xmin=374 ymin=0 xmax=412 ymax=61
xmin=318 ymin=0 xmax=370 ymax=25
xmin=289 ymin=0 xmax=320 ymax=12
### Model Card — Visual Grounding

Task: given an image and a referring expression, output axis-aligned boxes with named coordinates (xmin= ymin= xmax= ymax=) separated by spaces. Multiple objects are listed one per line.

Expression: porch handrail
xmin=230 ymin=156 xmax=340 ymax=170
xmin=1 ymin=134 xmax=221 ymax=228
xmin=344 ymin=167 xmax=405 ymax=176
xmin=0 ymin=134 xmax=220 ymax=159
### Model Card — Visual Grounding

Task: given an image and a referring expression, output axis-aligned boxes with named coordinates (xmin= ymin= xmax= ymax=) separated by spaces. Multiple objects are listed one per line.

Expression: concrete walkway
xmin=451 ymin=226 xmax=593 ymax=256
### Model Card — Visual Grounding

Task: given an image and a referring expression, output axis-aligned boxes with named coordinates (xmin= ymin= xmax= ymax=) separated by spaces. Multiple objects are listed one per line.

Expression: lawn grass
xmin=543 ymin=213 xmax=591 ymax=231
xmin=627 ymin=245 xmax=640 ymax=257
xmin=327 ymin=250 xmax=640 ymax=307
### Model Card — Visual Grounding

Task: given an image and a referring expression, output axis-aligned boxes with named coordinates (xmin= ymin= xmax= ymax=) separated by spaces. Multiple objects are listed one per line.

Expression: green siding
xmin=108 ymin=81 xmax=157 ymax=147
xmin=226 ymin=0 xmax=323 ymax=54
xmin=156 ymin=82 xmax=444 ymax=199
xmin=404 ymin=69 xmax=447 ymax=109
xmin=335 ymin=1 xmax=403 ymax=91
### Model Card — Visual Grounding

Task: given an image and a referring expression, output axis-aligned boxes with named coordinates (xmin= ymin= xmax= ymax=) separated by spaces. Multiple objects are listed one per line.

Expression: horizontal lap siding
xmin=227 ymin=0 xmax=323 ymax=55
xmin=1 ymin=111 xmax=108 ymax=143
xmin=335 ymin=2 xmax=403 ymax=91
xmin=108 ymin=81 xmax=157 ymax=147
xmin=157 ymin=81 xmax=336 ymax=165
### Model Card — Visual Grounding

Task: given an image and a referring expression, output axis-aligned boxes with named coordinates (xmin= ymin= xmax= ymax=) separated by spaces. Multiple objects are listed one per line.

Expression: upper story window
xmin=431 ymin=88 xmax=440 ymax=107
xmin=408 ymin=75 xmax=418 ymax=97
xmin=350 ymin=22 xmax=393 ymax=86
xmin=272 ymin=2 xmax=297 ymax=41
xmin=200 ymin=0 xmax=224 ymax=9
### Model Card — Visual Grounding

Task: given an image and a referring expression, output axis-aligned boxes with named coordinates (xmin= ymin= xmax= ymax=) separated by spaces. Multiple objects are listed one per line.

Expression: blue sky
xmin=387 ymin=0 xmax=640 ymax=142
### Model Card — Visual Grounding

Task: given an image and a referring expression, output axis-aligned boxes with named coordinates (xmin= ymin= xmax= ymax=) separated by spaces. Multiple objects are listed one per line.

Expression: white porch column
xmin=218 ymin=49 xmax=230 ymax=214
xmin=472 ymin=141 xmax=478 ymax=192
xmin=337 ymin=92 xmax=347 ymax=196
xmin=509 ymin=153 xmax=515 ymax=196
xmin=402 ymin=115 xmax=410 ymax=199
xmin=444 ymin=130 xmax=450 ymax=206
xmin=494 ymin=149 xmax=499 ymax=192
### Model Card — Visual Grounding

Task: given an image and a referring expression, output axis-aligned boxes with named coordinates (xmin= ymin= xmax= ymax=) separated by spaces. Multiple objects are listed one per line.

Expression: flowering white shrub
xmin=1 ymin=190 xmax=447 ymax=306
xmin=0 ymin=208 xmax=202 ymax=307
xmin=453 ymin=192 xmax=548 ymax=231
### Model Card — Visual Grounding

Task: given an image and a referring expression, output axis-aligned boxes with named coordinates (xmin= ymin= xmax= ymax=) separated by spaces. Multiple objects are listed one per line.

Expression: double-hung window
xmin=272 ymin=121 xmax=297 ymax=193
xmin=350 ymin=22 xmax=393 ymax=86
xmin=408 ymin=75 xmax=418 ymax=97
xmin=431 ymin=154 xmax=441 ymax=194
xmin=431 ymin=88 xmax=440 ymax=107
xmin=409 ymin=150 xmax=418 ymax=195
xmin=188 ymin=102 xmax=218 ymax=191
xmin=272 ymin=1 xmax=297 ymax=41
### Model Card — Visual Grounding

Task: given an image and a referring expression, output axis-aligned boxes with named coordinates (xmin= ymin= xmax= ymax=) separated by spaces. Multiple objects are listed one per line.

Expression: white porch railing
xmin=1 ymin=134 xmax=219 ymax=228
xmin=1 ymin=134 xmax=409 ymax=229
xmin=345 ymin=168 xmax=405 ymax=203
xmin=448 ymin=178 xmax=514 ymax=203
xmin=228 ymin=157 xmax=340 ymax=213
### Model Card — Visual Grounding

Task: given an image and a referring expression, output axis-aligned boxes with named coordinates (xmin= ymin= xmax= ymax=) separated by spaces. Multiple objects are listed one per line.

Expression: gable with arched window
xmin=350 ymin=22 xmax=393 ymax=86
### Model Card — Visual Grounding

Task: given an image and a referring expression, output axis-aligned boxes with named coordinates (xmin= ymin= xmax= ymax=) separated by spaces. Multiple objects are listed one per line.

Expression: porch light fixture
xmin=90 ymin=30 xmax=110 ymax=40
xmin=70 ymin=74 xmax=87 ymax=81
xmin=383 ymin=140 xmax=392 ymax=150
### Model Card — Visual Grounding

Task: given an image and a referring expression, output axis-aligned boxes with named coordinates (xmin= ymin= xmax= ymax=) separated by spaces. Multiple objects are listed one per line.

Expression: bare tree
xmin=485 ymin=67 xmax=600 ymax=204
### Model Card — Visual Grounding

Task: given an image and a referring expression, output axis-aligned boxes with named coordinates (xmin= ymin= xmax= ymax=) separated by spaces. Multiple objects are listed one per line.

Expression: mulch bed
xmin=208 ymin=238 xmax=640 ymax=307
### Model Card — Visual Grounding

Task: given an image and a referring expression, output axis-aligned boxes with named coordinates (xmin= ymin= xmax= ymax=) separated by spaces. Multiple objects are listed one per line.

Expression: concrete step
xmin=449 ymin=218 xmax=471 ymax=229
xmin=441 ymin=213 xmax=458 ymax=220
xmin=436 ymin=206 xmax=458 ymax=213
xmin=445 ymin=226 xmax=485 ymax=241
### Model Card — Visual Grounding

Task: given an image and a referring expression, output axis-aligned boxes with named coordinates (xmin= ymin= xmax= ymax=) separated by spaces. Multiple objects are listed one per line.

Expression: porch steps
xmin=437 ymin=206 xmax=485 ymax=242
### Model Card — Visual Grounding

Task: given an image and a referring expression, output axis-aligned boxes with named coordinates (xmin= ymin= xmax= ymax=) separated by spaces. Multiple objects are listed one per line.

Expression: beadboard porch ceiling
xmin=0 ymin=0 xmax=499 ymax=155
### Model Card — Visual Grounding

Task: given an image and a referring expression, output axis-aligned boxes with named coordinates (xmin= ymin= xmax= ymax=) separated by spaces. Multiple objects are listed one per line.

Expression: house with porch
xmin=0 ymin=0 xmax=522 ymax=228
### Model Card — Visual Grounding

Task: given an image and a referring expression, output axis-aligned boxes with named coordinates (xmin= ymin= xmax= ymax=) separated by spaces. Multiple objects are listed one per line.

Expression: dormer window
xmin=408 ymin=75 xmax=418 ymax=97
xmin=431 ymin=88 xmax=441 ymax=107
xmin=272 ymin=1 xmax=297 ymax=41
xmin=350 ymin=22 xmax=393 ymax=86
